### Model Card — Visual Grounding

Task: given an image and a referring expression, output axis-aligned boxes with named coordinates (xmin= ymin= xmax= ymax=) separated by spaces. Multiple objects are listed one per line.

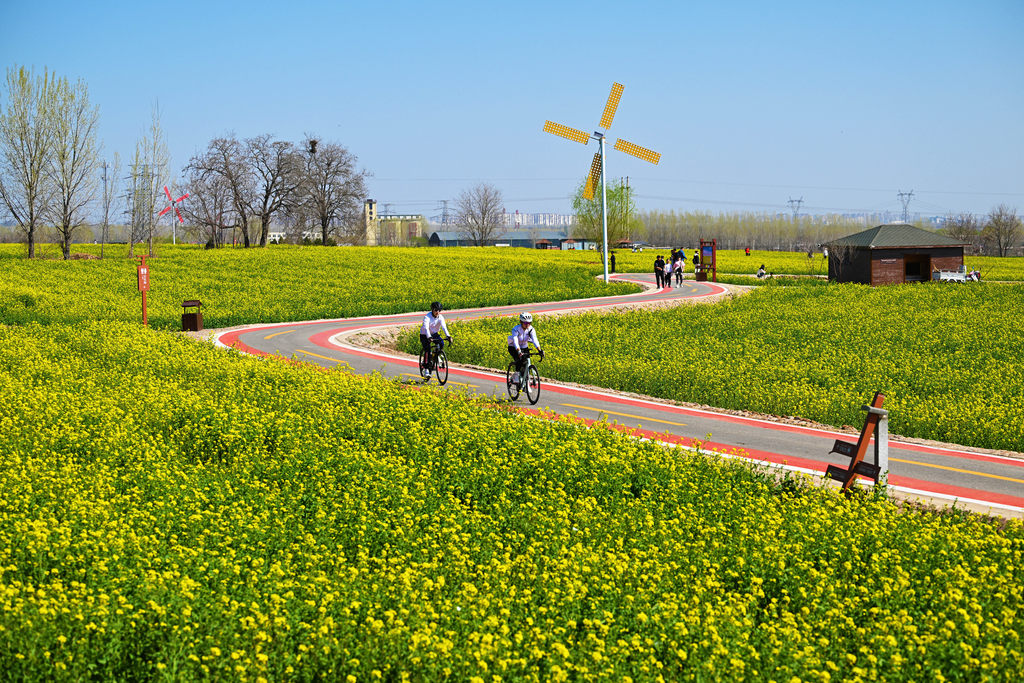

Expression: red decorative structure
xmin=696 ymin=239 xmax=717 ymax=282
xmin=159 ymin=186 xmax=189 ymax=245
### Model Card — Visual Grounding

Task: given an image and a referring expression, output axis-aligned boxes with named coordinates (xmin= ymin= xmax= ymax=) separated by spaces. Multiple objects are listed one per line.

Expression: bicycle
xmin=506 ymin=349 xmax=542 ymax=404
xmin=418 ymin=336 xmax=451 ymax=385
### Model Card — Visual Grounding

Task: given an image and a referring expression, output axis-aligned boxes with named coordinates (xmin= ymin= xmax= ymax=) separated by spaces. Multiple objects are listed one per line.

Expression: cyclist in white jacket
xmin=507 ymin=312 xmax=544 ymax=385
xmin=420 ymin=301 xmax=452 ymax=373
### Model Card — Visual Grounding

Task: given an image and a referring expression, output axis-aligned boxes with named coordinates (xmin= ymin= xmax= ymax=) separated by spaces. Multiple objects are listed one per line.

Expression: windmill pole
xmin=597 ymin=132 xmax=609 ymax=283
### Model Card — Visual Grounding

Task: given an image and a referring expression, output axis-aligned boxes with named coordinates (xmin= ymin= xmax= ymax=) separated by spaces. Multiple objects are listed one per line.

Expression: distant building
xmin=827 ymin=224 xmax=966 ymax=286
xmin=364 ymin=199 xmax=427 ymax=246
xmin=428 ymin=228 xmax=571 ymax=248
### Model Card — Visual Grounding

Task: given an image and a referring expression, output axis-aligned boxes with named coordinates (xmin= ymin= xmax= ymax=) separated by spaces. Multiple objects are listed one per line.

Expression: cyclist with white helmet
xmin=507 ymin=311 xmax=543 ymax=386
xmin=420 ymin=302 xmax=452 ymax=374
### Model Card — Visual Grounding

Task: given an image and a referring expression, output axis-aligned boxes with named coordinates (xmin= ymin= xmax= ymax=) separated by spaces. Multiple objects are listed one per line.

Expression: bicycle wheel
xmin=525 ymin=365 xmax=541 ymax=405
xmin=418 ymin=350 xmax=430 ymax=379
xmin=506 ymin=362 xmax=520 ymax=400
xmin=435 ymin=351 xmax=449 ymax=385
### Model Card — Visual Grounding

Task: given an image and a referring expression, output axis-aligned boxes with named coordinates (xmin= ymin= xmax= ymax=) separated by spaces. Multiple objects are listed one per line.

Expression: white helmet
xmin=519 ymin=312 xmax=533 ymax=324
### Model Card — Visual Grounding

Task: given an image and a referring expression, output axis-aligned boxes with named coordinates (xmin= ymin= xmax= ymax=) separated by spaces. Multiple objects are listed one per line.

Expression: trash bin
xmin=182 ymin=300 xmax=203 ymax=331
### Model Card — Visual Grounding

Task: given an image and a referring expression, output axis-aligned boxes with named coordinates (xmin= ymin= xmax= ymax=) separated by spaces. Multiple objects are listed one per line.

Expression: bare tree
xmin=99 ymin=153 xmax=120 ymax=258
xmin=182 ymin=163 xmax=233 ymax=247
xmin=300 ymin=137 xmax=368 ymax=245
xmin=144 ymin=106 xmax=170 ymax=255
xmin=942 ymin=212 xmax=980 ymax=253
xmin=825 ymin=241 xmax=855 ymax=281
xmin=247 ymin=135 xmax=302 ymax=247
xmin=0 ymin=66 xmax=56 ymax=258
xmin=186 ymin=136 xmax=256 ymax=246
xmin=455 ymin=182 xmax=504 ymax=246
xmin=982 ymin=204 xmax=1021 ymax=257
xmin=47 ymin=75 xmax=101 ymax=260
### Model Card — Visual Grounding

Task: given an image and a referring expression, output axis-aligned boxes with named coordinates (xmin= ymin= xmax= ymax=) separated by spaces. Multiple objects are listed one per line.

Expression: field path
xmin=213 ymin=274 xmax=1024 ymax=517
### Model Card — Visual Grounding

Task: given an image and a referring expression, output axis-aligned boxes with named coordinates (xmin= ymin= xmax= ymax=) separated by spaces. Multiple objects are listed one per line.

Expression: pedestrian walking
xmin=654 ymin=255 xmax=665 ymax=288
xmin=675 ymin=255 xmax=684 ymax=285
xmin=610 ymin=251 xmax=616 ymax=273
xmin=663 ymin=257 xmax=673 ymax=287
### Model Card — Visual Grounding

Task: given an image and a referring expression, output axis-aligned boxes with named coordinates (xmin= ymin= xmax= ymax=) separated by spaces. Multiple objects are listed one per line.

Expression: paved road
xmin=216 ymin=274 xmax=1024 ymax=516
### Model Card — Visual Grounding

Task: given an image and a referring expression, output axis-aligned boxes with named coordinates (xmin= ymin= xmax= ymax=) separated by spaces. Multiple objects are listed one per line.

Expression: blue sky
xmin=2 ymin=0 xmax=1022 ymax=220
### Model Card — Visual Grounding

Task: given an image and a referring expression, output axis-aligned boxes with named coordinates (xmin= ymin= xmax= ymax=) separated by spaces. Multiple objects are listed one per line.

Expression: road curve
xmin=215 ymin=274 xmax=1024 ymax=517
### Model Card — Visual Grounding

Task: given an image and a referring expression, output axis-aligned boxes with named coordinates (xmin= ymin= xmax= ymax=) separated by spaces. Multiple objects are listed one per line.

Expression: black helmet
xmin=430 ymin=301 xmax=442 ymax=312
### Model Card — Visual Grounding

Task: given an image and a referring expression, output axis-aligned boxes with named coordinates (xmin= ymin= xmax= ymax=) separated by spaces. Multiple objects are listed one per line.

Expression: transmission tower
xmin=788 ymin=196 xmax=804 ymax=221
xmin=897 ymin=190 xmax=914 ymax=223
xmin=436 ymin=199 xmax=451 ymax=226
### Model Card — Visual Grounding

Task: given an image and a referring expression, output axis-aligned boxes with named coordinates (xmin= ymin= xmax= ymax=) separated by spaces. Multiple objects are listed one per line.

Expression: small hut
xmin=827 ymin=224 xmax=967 ymax=286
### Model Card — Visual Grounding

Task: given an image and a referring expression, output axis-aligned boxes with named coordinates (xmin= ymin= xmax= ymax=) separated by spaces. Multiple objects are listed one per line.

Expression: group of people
xmin=420 ymin=302 xmax=543 ymax=387
xmin=653 ymin=248 xmax=701 ymax=288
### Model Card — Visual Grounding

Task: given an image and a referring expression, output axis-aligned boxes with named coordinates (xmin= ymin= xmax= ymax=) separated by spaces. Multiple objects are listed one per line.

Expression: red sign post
xmin=137 ymin=255 xmax=150 ymax=326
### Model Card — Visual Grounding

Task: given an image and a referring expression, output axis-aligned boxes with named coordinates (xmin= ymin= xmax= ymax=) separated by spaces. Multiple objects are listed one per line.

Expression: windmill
xmin=544 ymin=82 xmax=661 ymax=282
xmin=158 ymin=185 xmax=189 ymax=245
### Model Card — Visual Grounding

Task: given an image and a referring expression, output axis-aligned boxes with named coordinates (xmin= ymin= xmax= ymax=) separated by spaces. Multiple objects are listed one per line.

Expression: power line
xmin=371 ymin=175 xmax=1023 ymax=199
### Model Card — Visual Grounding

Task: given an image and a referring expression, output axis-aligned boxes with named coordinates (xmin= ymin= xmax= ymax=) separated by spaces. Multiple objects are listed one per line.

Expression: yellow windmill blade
xmin=543 ymin=120 xmax=590 ymax=145
xmin=613 ymin=138 xmax=661 ymax=165
xmin=583 ymin=152 xmax=602 ymax=200
xmin=599 ymin=83 xmax=624 ymax=130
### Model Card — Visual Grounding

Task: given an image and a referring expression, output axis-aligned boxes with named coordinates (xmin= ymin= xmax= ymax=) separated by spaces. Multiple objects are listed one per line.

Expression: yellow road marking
xmin=561 ymin=403 xmax=687 ymax=427
xmin=891 ymin=457 xmax=1024 ymax=485
xmin=399 ymin=372 xmax=478 ymax=388
xmin=297 ymin=349 xmax=342 ymax=363
xmin=264 ymin=329 xmax=294 ymax=340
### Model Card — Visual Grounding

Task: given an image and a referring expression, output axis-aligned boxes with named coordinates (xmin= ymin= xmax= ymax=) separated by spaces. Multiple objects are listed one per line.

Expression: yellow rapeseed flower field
xmin=0 ymin=244 xmax=635 ymax=329
xmin=0 ymin=321 xmax=1021 ymax=680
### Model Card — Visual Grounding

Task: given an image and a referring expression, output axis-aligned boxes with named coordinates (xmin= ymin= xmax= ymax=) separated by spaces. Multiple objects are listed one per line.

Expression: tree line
xmin=571 ymin=180 xmax=1021 ymax=255
xmin=0 ymin=65 xmax=369 ymax=258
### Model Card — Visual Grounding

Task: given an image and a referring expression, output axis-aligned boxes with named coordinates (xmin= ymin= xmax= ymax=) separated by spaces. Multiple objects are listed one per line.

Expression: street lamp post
xmin=595 ymin=132 xmax=610 ymax=283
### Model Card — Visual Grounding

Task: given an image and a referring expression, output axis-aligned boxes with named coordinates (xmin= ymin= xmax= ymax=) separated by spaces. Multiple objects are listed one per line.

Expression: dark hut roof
xmin=830 ymin=224 xmax=967 ymax=249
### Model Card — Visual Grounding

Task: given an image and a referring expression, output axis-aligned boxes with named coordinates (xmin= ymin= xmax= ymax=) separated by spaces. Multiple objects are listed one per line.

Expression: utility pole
xmin=101 ymin=161 xmax=109 ymax=259
xmin=897 ymin=190 xmax=914 ymax=223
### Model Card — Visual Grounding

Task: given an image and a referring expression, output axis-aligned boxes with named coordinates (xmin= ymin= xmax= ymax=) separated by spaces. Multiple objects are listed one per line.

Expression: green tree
xmin=571 ymin=177 xmax=641 ymax=249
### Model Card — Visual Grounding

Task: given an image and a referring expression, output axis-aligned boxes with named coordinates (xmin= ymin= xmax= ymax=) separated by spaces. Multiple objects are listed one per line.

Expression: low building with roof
xmin=428 ymin=229 xmax=570 ymax=248
xmin=826 ymin=224 xmax=967 ymax=285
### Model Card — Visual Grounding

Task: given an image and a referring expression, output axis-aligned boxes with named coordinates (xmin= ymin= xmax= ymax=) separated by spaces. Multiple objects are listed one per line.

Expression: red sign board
xmin=138 ymin=265 xmax=150 ymax=292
